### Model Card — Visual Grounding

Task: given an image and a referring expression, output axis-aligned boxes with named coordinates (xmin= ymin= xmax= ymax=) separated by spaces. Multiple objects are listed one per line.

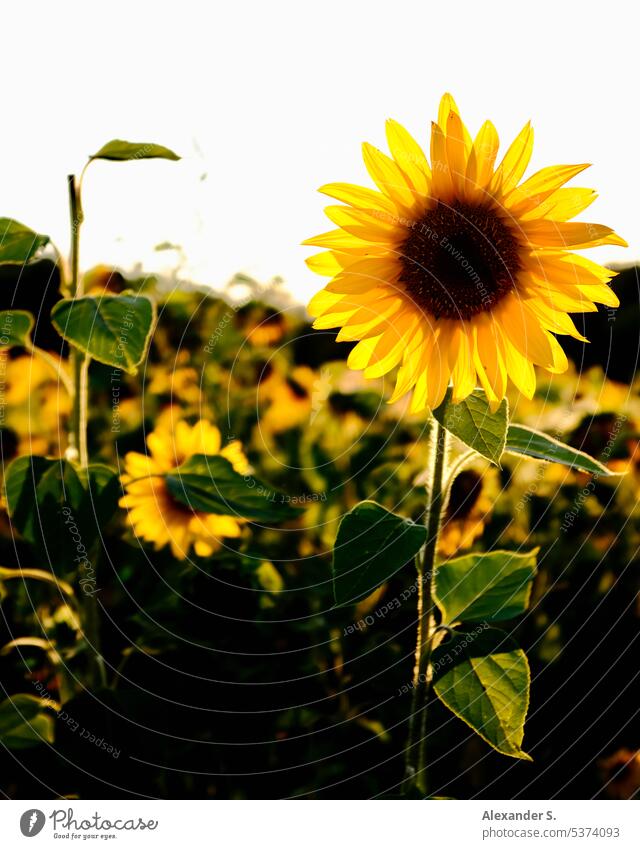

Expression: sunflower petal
xmin=362 ymin=142 xmax=416 ymax=208
xmin=318 ymin=182 xmax=397 ymax=214
xmin=504 ymin=163 xmax=590 ymax=213
xmin=467 ymin=120 xmax=500 ymax=198
xmin=491 ymin=121 xmax=534 ymax=196
xmin=385 ymin=119 xmax=431 ymax=196
xmin=523 ymin=220 xmax=628 ymax=249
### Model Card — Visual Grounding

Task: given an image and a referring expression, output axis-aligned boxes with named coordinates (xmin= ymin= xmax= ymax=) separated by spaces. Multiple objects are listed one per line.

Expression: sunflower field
xmin=0 ymin=98 xmax=638 ymax=802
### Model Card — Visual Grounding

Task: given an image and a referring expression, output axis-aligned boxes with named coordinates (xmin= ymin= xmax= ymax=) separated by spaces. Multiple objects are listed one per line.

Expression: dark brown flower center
xmin=399 ymin=201 xmax=522 ymax=320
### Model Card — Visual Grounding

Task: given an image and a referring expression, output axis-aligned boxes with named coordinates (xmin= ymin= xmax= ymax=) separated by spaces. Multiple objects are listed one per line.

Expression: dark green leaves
xmin=433 ymin=627 xmax=531 ymax=760
xmin=434 ymin=389 xmax=508 ymax=466
xmin=4 ymin=456 xmax=118 ymax=571
xmin=332 ymin=501 xmax=426 ymax=606
xmin=165 ymin=454 xmax=301 ymax=523
xmin=0 ymin=310 xmax=34 ymax=348
xmin=51 ymin=294 xmax=155 ymax=373
xmin=0 ymin=694 xmax=54 ymax=749
xmin=4 ymin=456 xmax=83 ymax=550
xmin=0 ymin=218 xmax=49 ymax=265
xmin=434 ymin=549 xmax=538 ymax=625
xmin=506 ymin=424 xmax=616 ymax=476
xmin=90 ymin=140 xmax=180 ymax=162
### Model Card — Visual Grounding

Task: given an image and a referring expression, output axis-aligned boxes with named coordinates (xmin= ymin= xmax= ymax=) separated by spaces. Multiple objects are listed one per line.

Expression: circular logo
xmin=20 ymin=809 xmax=45 ymax=837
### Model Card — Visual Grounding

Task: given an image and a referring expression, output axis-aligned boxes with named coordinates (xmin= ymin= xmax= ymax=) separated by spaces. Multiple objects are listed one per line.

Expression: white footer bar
xmin=0 ymin=799 xmax=637 ymax=848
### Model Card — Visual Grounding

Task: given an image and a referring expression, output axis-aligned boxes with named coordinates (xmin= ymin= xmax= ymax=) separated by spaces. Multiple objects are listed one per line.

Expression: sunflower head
xmin=304 ymin=93 xmax=627 ymax=412
xmin=119 ymin=419 xmax=250 ymax=560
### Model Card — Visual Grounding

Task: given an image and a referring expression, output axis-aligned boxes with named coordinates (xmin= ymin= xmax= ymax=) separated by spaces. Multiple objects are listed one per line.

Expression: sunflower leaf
xmin=332 ymin=501 xmax=426 ymax=606
xmin=90 ymin=140 xmax=180 ymax=162
xmin=506 ymin=424 xmax=618 ymax=476
xmin=433 ymin=389 xmax=508 ymax=466
xmin=165 ymin=454 xmax=302 ymax=522
xmin=0 ymin=219 xmax=50 ymax=265
xmin=433 ymin=627 xmax=531 ymax=760
xmin=0 ymin=310 xmax=34 ymax=348
xmin=4 ymin=456 xmax=112 ymax=572
xmin=51 ymin=294 xmax=155 ymax=374
xmin=0 ymin=694 xmax=55 ymax=749
xmin=434 ymin=549 xmax=538 ymax=625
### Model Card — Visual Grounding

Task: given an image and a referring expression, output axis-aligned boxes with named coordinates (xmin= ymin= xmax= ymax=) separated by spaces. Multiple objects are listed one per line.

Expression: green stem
xmin=403 ymin=417 xmax=447 ymax=796
xmin=77 ymin=353 xmax=90 ymax=468
xmin=66 ymin=174 xmax=85 ymax=465
xmin=66 ymin=173 xmax=104 ymax=688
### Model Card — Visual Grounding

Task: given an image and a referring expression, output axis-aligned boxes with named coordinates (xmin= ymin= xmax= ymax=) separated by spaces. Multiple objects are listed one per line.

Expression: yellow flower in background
xmin=304 ymin=93 xmax=627 ymax=412
xmin=241 ymin=306 xmax=288 ymax=347
xmin=3 ymin=355 xmax=71 ymax=456
xmin=438 ymin=467 xmax=499 ymax=557
xmin=147 ymin=352 xmax=201 ymax=406
xmin=258 ymin=365 xmax=316 ymax=433
xmin=119 ymin=419 xmax=250 ymax=559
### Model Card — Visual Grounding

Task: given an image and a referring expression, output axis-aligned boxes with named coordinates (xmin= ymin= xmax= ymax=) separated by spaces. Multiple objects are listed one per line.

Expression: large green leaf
xmin=506 ymin=424 xmax=616 ymax=476
xmin=165 ymin=454 xmax=302 ymax=523
xmin=51 ymin=294 xmax=155 ymax=373
xmin=4 ymin=456 xmax=83 ymax=548
xmin=90 ymin=139 xmax=180 ymax=162
xmin=0 ymin=219 xmax=49 ymax=265
xmin=4 ymin=456 xmax=110 ymax=572
xmin=332 ymin=501 xmax=426 ymax=606
xmin=434 ymin=389 xmax=508 ymax=466
xmin=0 ymin=694 xmax=54 ymax=749
xmin=433 ymin=627 xmax=531 ymax=760
xmin=434 ymin=549 xmax=538 ymax=625
xmin=0 ymin=310 xmax=34 ymax=348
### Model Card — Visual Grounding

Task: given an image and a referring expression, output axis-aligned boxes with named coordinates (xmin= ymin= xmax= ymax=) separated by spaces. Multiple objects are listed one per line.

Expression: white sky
xmin=2 ymin=0 xmax=636 ymax=304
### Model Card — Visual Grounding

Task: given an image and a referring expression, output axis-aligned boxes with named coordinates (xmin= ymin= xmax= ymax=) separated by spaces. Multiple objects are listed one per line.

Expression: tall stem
xmin=66 ymin=174 xmax=104 ymax=687
xmin=403 ymin=417 xmax=447 ymax=796
xmin=66 ymin=174 xmax=85 ymax=466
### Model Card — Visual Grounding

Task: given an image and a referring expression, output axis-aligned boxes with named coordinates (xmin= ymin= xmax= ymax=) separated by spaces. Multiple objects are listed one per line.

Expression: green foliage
xmin=0 ymin=219 xmax=49 ymax=265
xmin=506 ymin=423 xmax=616 ymax=476
xmin=51 ymin=294 xmax=155 ymax=374
xmin=434 ymin=549 xmax=538 ymax=625
xmin=432 ymin=628 xmax=531 ymax=760
xmin=4 ymin=456 xmax=82 ymax=549
xmin=90 ymin=140 xmax=180 ymax=162
xmin=4 ymin=456 xmax=118 ymax=570
xmin=0 ymin=309 xmax=34 ymax=348
xmin=332 ymin=501 xmax=426 ymax=605
xmin=165 ymin=454 xmax=301 ymax=523
xmin=434 ymin=389 xmax=508 ymax=465
xmin=0 ymin=694 xmax=54 ymax=749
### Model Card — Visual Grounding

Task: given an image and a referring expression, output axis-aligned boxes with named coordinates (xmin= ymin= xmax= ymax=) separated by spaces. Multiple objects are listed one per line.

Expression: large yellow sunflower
xmin=119 ymin=419 xmax=250 ymax=559
xmin=304 ymin=93 xmax=627 ymax=412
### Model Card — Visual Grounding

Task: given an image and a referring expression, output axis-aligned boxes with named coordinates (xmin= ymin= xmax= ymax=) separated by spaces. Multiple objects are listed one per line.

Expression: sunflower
xmin=119 ymin=419 xmax=250 ymax=559
xmin=304 ymin=93 xmax=626 ymax=412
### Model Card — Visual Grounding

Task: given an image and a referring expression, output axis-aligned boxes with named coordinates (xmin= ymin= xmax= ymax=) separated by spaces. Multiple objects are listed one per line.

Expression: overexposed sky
xmin=2 ymin=0 xmax=636 ymax=303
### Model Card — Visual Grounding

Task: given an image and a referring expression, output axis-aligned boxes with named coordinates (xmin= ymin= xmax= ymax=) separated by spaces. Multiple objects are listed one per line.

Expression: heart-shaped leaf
xmin=90 ymin=140 xmax=180 ymax=162
xmin=506 ymin=423 xmax=617 ymax=476
xmin=4 ymin=456 xmax=113 ymax=572
xmin=434 ymin=549 xmax=538 ymax=625
xmin=0 ymin=219 xmax=49 ymax=265
xmin=51 ymin=294 xmax=155 ymax=373
xmin=165 ymin=454 xmax=302 ymax=523
xmin=0 ymin=310 xmax=34 ymax=348
xmin=434 ymin=389 xmax=508 ymax=466
xmin=433 ymin=627 xmax=531 ymax=760
xmin=332 ymin=501 xmax=426 ymax=606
